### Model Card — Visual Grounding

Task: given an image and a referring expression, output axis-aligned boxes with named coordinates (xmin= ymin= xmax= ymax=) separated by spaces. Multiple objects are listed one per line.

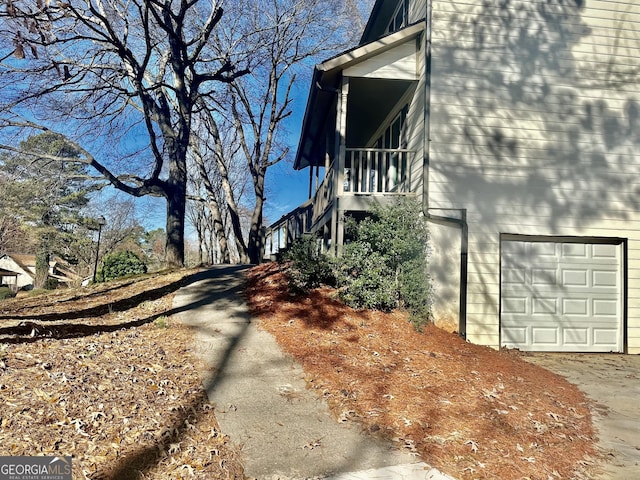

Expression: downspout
xmin=422 ymin=0 xmax=432 ymax=213
xmin=427 ymin=210 xmax=468 ymax=340
xmin=422 ymin=0 xmax=467 ymax=338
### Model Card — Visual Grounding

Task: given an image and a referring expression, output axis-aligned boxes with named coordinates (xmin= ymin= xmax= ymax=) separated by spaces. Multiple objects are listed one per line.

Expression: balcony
xmin=344 ymin=148 xmax=411 ymax=194
xmin=264 ymin=147 xmax=415 ymax=258
xmin=311 ymin=147 xmax=415 ymax=227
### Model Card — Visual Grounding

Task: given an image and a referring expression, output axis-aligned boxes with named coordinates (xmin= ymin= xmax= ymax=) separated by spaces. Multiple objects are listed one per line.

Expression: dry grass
xmin=245 ymin=262 xmax=602 ymax=480
xmin=0 ymin=269 xmax=245 ymax=479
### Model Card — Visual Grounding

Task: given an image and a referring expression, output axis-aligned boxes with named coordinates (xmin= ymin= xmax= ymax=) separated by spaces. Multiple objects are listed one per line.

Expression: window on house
xmin=344 ymin=105 xmax=410 ymax=194
xmin=386 ymin=0 xmax=408 ymax=34
xmin=371 ymin=105 xmax=409 ymax=192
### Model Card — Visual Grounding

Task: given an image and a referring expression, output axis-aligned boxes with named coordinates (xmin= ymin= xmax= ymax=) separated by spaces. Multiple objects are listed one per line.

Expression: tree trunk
xmin=210 ymin=203 xmax=231 ymax=264
xmin=195 ymin=213 xmax=204 ymax=265
xmin=165 ymin=183 xmax=186 ymax=267
xmin=191 ymin=143 xmax=231 ymax=264
xmin=247 ymin=172 xmax=266 ymax=264
xmin=35 ymin=242 xmax=49 ymax=290
xmin=215 ymin=156 xmax=250 ymax=263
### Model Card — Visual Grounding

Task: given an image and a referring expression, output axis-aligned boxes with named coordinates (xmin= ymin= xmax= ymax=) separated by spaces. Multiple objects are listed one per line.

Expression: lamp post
xmin=93 ymin=215 xmax=106 ymax=283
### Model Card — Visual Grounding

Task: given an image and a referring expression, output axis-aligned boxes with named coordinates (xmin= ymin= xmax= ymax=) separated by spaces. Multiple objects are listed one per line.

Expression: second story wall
xmin=426 ymin=0 xmax=640 ymax=347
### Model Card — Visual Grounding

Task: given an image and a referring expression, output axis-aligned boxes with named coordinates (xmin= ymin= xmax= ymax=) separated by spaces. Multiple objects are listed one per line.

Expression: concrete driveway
xmin=523 ymin=353 xmax=640 ymax=479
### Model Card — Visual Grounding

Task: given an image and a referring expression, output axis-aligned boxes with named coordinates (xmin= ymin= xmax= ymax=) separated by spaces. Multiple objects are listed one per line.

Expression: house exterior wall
xmin=343 ymin=41 xmax=419 ymax=80
xmin=0 ymin=256 xmax=34 ymax=289
xmin=426 ymin=0 xmax=640 ymax=352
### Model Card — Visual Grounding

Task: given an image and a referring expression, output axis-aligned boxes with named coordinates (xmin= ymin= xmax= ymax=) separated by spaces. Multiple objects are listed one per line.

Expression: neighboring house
xmin=0 ymin=268 xmax=18 ymax=292
xmin=0 ymin=254 xmax=79 ymax=290
xmin=265 ymin=0 xmax=640 ymax=354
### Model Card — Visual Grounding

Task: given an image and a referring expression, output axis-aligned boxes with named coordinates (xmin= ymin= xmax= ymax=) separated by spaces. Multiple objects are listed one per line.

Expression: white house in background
xmin=266 ymin=0 xmax=640 ymax=354
xmin=0 ymin=254 xmax=79 ymax=290
xmin=0 ymin=267 xmax=18 ymax=291
xmin=0 ymin=254 xmax=37 ymax=290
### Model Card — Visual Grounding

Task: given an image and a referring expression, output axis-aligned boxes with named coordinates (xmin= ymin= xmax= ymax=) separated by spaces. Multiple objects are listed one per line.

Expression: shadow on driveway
xmin=523 ymin=353 xmax=640 ymax=480
xmin=172 ymin=265 xmax=424 ymax=479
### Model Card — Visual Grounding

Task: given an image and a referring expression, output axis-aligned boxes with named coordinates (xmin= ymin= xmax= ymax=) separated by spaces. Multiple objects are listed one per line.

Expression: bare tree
xmin=0 ymin=0 xmax=247 ymax=266
xmin=197 ymin=0 xmax=353 ymax=264
xmin=188 ymin=131 xmax=233 ymax=264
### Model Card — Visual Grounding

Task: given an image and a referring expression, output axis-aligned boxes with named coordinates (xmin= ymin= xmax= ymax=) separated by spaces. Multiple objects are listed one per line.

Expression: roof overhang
xmin=0 ymin=268 xmax=18 ymax=277
xmin=294 ymin=22 xmax=425 ymax=170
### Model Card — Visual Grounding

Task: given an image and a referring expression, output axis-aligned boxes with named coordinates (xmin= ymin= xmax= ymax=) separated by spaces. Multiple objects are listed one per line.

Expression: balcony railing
xmin=264 ymin=199 xmax=314 ymax=257
xmin=344 ymin=148 xmax=413 ymax=194
xmin=311 ymin=160 xmax=336 ymax=225
xmin=264 ymin=148 xmax=416 ymax=257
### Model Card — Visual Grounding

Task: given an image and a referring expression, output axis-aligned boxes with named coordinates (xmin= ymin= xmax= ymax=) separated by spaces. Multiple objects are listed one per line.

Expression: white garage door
xmin=501 ymin=239 xmax=623 ymax=352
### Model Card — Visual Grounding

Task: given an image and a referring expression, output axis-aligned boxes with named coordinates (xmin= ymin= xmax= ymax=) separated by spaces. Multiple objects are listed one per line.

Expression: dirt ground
xmin=245 ymin=262 xmax=604 ymax=480
xmin=0 ymin=269 xmax=246 ymax=479
xmin=0 ymin=265 xmax=608 ymax=480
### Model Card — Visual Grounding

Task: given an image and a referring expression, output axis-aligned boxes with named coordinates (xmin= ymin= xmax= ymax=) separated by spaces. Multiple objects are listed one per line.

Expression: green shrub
xmin=279 ymin=234 xmax=334 ymax=293
xmin=334 ymin=245 xmax=397 ymax=310
xmin=335 ymin=198 xmax=432 ymax=329
xmin=45 ymin=277 xmax=59 ymax=290
xmin=280 ymin=199 xmax=432 ymax=329
xmin=0 ymin=287 xmax=16 ymax=300
xmin=96 ymin=250 xmax=147 ymax=282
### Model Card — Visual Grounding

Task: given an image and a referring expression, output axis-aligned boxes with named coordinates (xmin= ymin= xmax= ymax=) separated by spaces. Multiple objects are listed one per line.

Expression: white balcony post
xmin=336 ymin=76 xmax=349 ymax=196
xmin=332 ymin=76 xmax=349 ymax=254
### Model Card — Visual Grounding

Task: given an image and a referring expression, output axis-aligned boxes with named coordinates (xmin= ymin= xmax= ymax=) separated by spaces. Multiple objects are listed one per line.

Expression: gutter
xmin=427 ymin=209 xmax=468 ymax=340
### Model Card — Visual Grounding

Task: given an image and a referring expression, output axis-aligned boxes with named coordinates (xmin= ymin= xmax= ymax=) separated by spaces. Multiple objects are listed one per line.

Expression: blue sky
xmin=262 ymin=84 xmax=313 ymax=226
xmin=264 ymin=159 xmax=310 ymax=225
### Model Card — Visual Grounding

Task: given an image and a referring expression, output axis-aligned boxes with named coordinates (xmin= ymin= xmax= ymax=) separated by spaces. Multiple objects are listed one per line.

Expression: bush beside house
xmin=281 ymin=199 xmax=432 ymax=329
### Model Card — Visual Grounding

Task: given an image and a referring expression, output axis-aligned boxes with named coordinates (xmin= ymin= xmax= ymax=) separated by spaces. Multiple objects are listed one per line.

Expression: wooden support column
xmin=332 ymin=76 xmax=349 ymax=255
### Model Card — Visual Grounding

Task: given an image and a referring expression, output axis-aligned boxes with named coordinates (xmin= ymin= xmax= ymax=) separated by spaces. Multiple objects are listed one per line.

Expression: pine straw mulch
xmin=245 ymin=262 xmax=603 ymax=480
xmin=0 ymin=269 xmax=246 ymax=479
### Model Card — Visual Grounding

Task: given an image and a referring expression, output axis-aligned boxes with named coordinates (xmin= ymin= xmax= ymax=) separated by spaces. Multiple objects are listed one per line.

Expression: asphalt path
xmin=172 ymin=265 xmax=439 ymax=480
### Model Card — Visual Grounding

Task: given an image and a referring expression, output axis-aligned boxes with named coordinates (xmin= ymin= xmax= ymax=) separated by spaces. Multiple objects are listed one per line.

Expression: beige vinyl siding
xmin=343 ymin=41 xmax=419 ymax=80
xmin=406 ymin=82 xmax=425 ymax=194
xmin=428 ymin=0 xmax=639 ymax=351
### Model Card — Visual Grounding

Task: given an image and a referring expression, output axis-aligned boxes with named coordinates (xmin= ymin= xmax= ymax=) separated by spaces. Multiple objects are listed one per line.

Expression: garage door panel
xmin=532 ymin=297 xmax=557 ymax=314
xmin=501 ymin=239 xmax=623 ymax=353
xmin=594 ymin=328 xmax=619 ymax=345
xmin=503 ymin=268 xmax=526 ymax=284
xmin=563 ymin=328 xmax=589 ymax=346
xmin=562 ymin=269 xmax=588 ymax=287
xmin=592 ymin=270 xmax=618 ymax=288
xmin=593 ymin=299 xmax=617 ymax=316
xmin=532 ymin=242 xmax=557 ymax=257
xmin=502 ymin=297 xmax=527 ymax=314
xmin=563 ymin=298 xmax=588 ymax=316
xmin=503 ymin=326 xmax=527 ymax=344
xmin=592 ymin=244 xmax=617 ymax=258
xmin=532 ymin=327 xmax=559 ymax=345
xmin=562 ymin=243 xmax=588 ymax=258
xmin=532 ymin=268 xmax=557 ymax=286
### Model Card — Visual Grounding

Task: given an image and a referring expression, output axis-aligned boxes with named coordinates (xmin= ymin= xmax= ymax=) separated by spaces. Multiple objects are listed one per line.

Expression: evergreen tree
xmin=0 ymin=132 xmax=96 ymax=287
